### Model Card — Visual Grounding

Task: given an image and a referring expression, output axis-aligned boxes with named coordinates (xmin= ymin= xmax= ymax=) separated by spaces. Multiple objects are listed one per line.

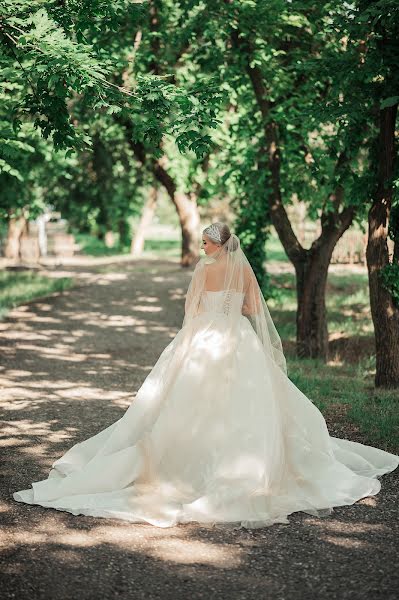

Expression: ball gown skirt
xmin=13 ymin=291 xmax=399 ymax=528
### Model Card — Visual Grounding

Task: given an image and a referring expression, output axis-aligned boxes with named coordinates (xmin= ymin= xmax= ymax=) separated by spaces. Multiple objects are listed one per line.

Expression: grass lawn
xmin=75 ymin=233 xmax=181 ymax=258
xmin=287 ymin=355 xmax=398 ymax=453
xmin=0 ymin=271 xmax=73 ymax=319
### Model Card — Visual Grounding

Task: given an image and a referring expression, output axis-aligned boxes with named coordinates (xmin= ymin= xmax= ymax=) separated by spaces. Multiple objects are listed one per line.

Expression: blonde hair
xmin=203 ymin=222 xmax=239 ymax=252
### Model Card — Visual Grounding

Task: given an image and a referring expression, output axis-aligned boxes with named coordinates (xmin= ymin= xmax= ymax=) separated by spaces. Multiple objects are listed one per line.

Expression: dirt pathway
xmin=1 ymin=258 xmax=398 ymax=600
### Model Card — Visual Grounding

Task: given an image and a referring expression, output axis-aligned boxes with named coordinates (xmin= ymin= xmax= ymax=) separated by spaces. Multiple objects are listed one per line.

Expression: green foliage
xmin=0 ymin=0 xmax=228 ymax=240
xmin=1 ymin=1 xmax=223 ymax=153
xmin=171 ymin=0 xmax=382 ymax=278
xmin=1 ymin=0 xmax=399 ymax=309
xmin=380 ymin=263 xmax=399 ymax=308
xmin=380 ymin=199 xmax=399 ymax=308
xmin=0 ymin=270 xmax=73 ymax=319
xmin=73 ymin=232 xmax=129 ymax=256
xmin=388 ymin=202 xmax=399 ymax=245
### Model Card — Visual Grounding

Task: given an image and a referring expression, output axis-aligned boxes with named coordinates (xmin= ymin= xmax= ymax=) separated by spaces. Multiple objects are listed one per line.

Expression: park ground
xmin=0 ymin=253 xmax=398 ymax=599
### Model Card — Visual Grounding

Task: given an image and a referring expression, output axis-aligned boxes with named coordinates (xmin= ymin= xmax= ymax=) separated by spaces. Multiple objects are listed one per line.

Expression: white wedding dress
xmin=13 ymin=289 xmax=399 ymax=528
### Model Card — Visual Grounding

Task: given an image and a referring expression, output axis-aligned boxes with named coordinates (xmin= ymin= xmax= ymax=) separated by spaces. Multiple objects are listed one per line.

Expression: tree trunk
xmin=104 ymin=231 xmax=115 ymax=248
xmin=120 ymin=125 xmax=201 ymax=267
xmin=175 ymin=192 xmax=201 ymax=267
xmin=117 ymin=220 xmax=131 ymax=248
xmin=131 ymin=186 xmax=158 ymax=256
xmin=133 ymin=149 xmax=201 ymax=266
xmin=366 ymin=104 xmax=399 ymax=388
xmin=152 ymin=159 xmax=200 ymax=267
xmin=295 ymin=249 xmax=332 ymax=359
xmin=4 ymin=212 xmax=27 ymax=260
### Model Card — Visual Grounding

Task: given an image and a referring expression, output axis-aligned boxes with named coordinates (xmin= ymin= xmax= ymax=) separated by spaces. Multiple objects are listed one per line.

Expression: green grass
xmin=287 ymin=356 xmax=399 ymax=452
xmin=74 ymin=233 xmax=130 ymax=257
xmin=143 ymin=239 xmax=180 ymax=256
xmin=75 ymin=233 xmax=181 ymax=258
xmin=348 ymin=388 xmax=399 ymax=451
xmin=0 ymin=271 xmax=73 ymax=319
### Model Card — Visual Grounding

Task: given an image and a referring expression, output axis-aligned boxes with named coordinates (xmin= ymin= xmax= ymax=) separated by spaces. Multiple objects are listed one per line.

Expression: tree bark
xmin=131 ymin=186 xmax=158 ymax=256
xmin=295 ymin=202 xmax=354 ymax=359
xmin=123 ymin=130 xmax=200 ymax=267
xmin=366 ymin=104 xmax=399 ymax=388
xmin=152 ymin=158 xmax=200 ymax=266
xmin=4 ymin=212 xmax=27 ymax=260
xmin=175 ymin=192 xmax=201 ymax=267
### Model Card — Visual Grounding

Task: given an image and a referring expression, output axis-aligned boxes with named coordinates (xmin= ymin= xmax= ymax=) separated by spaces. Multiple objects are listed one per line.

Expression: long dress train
xmin=13 ymin=290 xmax=399 ymax=528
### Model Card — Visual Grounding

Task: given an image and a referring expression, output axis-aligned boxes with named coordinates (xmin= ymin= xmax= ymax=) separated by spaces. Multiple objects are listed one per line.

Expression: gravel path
xmin=1 ymin=257 xmax=398 ymax=600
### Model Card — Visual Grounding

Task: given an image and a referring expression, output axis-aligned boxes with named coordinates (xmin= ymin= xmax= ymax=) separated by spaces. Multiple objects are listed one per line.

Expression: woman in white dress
xmin=13 ymin=222 xmax=399 ymax=528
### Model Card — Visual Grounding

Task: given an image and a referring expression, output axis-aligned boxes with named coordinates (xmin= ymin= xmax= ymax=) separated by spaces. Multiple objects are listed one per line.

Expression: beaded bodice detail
xmin=199 ymin=290 xmax=245 ymax=316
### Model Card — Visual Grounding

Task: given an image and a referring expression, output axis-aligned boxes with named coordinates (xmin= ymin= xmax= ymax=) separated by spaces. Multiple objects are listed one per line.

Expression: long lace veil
xmin=182 ymin=233 xmax=287 ymax=375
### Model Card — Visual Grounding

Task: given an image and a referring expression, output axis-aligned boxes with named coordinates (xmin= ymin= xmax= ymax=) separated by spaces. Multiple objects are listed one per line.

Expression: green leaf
xmin=380 ymin=97 xmax=399 ymax=109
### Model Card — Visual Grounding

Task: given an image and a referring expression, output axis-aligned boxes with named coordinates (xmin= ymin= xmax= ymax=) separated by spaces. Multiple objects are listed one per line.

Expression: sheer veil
xmin=183 ymin=232 xmax=287 ymax=376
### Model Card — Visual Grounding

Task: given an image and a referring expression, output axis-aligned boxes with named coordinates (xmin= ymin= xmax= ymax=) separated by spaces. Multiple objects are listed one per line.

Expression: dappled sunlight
xmin=2 ymin=419 xmax=79 ymax=447
xmin=305 ymin=517 xmax=383 ymax=533
xmin=358 ymin=496 xmax=378 ymax=507
xmin=302 ymin=511 xmax=389 ymax=550
xmin=98 ymin=272 xmax=128 ymax=282
xmin=133 ymin=295 xmax=160 ymax=303
xmin=1 ymin=330 xmax=56 ymax=342
xmin=169 ymin=288 xmax=186 ymax=301
xmin=134 ymin=323 xmax=176 ymax=335
xmin=328 ymin=334 xmax=375 ymax=365
xmin=0 ymin=368 xmax=32 ymax=378
xmin=3 ymin=513 xmax=243 ymax=568
xmin=56 ymin=387 xmax=131 ymax=402
xmin=148 ymin=537 xmax=242 ymax=566
xmin=2 ymin=378 xmax=89 ymax=392
xmin=17 ymin=344 xmax=88 ymax=362
xmin=131 ymin=305 xmax=163 ymax=313
xmin=26 ymin=315 xmax=63 ymax=324
xmin=0 ymin=384 xmax=45 ymax=401
xmin=327 ymin=355 xmax=344 ymax=367
xmin=323 ymin=535 xmax=365 ymax=549
xmin=2 ymin=256 xmax=397 ymax=599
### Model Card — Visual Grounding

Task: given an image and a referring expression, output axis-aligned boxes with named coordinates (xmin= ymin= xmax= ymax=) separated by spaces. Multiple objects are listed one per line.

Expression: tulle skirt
xmin=13 ymin=312 xmax=399 ymax=528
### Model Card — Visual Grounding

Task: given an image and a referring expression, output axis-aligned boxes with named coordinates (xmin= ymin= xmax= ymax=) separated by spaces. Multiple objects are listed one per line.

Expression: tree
xmin=1 ymin=1 xmax=222 ymax=263
xmin=357 ymin=1 xmax=399 ymax=388
xmin=177 ymin=0 xmax=367 ymax=358
xmin=116 ymin=0 xmax=224 ymax=265
xmin=323 ymin=0 xmax=399 ymax=387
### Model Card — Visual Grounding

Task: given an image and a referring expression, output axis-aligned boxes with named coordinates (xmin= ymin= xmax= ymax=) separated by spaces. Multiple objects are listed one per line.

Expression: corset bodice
xmin=199 ymin=290 xmax=245 ymax=315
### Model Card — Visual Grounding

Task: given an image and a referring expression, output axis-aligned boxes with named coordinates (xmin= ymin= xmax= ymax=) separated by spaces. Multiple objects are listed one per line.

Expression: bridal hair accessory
xmin=204 ymin=223 xmax=222 ymax=244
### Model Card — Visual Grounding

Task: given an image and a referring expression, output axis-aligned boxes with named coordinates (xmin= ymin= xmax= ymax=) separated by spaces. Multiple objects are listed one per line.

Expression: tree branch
xmin=230 ymin=29 xmax=305 ymax=265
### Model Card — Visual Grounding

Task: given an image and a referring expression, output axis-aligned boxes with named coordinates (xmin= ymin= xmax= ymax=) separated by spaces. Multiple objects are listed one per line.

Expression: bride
xmin=13 ymin=222 xmax=399 ymax=528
